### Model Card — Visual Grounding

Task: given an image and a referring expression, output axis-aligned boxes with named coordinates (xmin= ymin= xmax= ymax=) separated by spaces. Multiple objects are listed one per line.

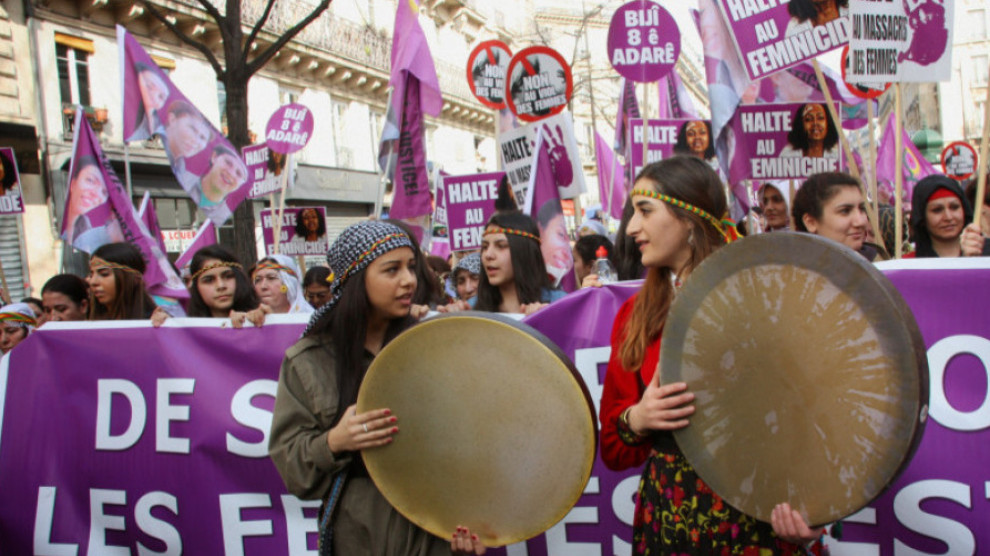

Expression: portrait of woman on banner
xmin=126 ymin=61 xmax=170 ymax=142
xmin=785 ymin=0 xmax=848 ymax=37
xmin=62 ymin=156 xmax=124 ymax=253
xmin=160 ymin=99 xmax=213 ymax=192
xmin=780 ymin=104 xmax=839 ymax=159
xmin=673 ymin=120 xmax=715 ymax=164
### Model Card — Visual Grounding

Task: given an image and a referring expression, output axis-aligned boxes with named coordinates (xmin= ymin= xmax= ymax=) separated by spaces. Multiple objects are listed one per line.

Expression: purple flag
xmin=63 ymin=108 xmax=187 ymax=299
xmin=388 ymin=77 xmax=432 ymax=220
xmin=174 ymin=220 xmax=217 ymax=278
xmin=876 ymin=113 xmax=938 ymax=206
xmin=614 ymin=77 xmax=641 ymax=154
xmin=657 ymin=71 xmax=699 ymax=120
xmin=525 ymin=129 xmax=575 ymax=291
xmin=137 ymin=192 xmax=168 ymax=257
xmin=118 ymin=26 xmax=251 ymax=227
xmin=594 ymin=132 xmax=626 ymax=221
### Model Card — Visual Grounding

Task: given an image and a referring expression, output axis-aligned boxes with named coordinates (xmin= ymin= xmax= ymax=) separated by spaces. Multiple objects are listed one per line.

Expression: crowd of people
xmin=2 ymin=156 xmax=988 ymax=554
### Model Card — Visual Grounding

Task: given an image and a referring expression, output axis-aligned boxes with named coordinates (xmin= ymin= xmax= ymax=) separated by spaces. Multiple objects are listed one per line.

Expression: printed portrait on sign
xmin=673 ymin=120 xmax=715 ymax=162
xmin=786 ymin=0 xmax=849 ymax=36
xmin=781 ymin=103 xmax=839 ymax=159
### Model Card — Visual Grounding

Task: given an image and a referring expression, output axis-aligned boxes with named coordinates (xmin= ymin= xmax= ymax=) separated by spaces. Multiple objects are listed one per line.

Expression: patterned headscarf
xmin=302 ymin=221 xmax=414 ymax=336
xmin=0 ymin=303 xmax=37 ymax=333
xmin=255 ymin=254 xmax=313 ymax=315
xmin=445 ymin=252 xmax=481 ymax=297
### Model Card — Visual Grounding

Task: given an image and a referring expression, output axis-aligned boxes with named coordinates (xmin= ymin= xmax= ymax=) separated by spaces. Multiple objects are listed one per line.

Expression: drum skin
xmin=660 ymin=233 xmax=928 ymax=527
xmin=357 ymin=312 xmax=597 ymax=546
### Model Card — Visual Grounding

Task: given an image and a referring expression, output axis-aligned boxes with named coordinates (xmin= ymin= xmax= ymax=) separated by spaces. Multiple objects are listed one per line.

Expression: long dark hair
xmin=614 ymin=196 xmax=645 ymax=280
xmin=293 ymin=207 xmax=326 ymax=239
xmin=672 ymin=120 xmax=715 ymax=160
xmin=0 ymin=150 xmax=17 ymax=192
xmin=475 ymin=211 xmax=552 ymax=311
xmin=186 ymin=245 xmax=259 ymax=317
xmin=787 ymin=103 xmax=839 ymax=154
xmin=791 ymin=172 xmax=860 ymax=232
xmin=88 ymin=242 xmax=157 ymax=320
xmin=788 ymin=0 xmax=848 ymax=22
xmin=306 ymin=267 xmax=415 ymax=426
xmin=620 ymin=157 xmax=727 ymax=373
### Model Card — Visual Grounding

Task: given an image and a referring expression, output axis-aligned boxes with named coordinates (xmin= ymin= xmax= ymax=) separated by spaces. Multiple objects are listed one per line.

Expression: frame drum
xmin=660 ymin=233 xmax=928 ymax=526
xmin=357 ymin=312 xmax=597 ymax=546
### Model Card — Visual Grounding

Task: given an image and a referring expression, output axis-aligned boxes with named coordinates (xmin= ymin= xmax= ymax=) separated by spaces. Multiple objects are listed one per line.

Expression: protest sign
xmin=607 ymin=0 xmax=680 ymax=83
xmin=0 ymin=148 xmax=24 ymax=215
xmin=716 ymin=0 xmax=850 ymax=82
xmin=265 ymin=104 xmax=314 ymax=155
xmin=840 ymin=45 xmax=890 ymax=100
xmin=505 ymin=46 xmax=573 ymax=123
xmin=242 ymin=143 xmax=283 ymax=199
xmin=847 ymin=0 xmax=954 ymax=84
xmin=498 ymin=112 xmax=586 ymax=203
xmin=467 ymin=40 xmax=512 ymax=109
xmin=119 ymin=26 xmax=251 ymax=227
xmin=729 ymin=102 xmax=844 ymax=180
xmin=260 ymin=207 xmax=330 ymax=257
xmin=628 ymin=118 xmax=714 ymax=176
xmin=941 ymin=142 xmax=978 ymax=182
xmin=443 ymin=172 xmax=503 ymax=252
xmin=4 ymin=262 xmax=990 ymax=553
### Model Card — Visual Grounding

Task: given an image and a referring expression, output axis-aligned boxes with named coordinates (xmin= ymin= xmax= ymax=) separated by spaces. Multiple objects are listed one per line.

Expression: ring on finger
xmin=363 ymin=423 xmax=369 ymax=433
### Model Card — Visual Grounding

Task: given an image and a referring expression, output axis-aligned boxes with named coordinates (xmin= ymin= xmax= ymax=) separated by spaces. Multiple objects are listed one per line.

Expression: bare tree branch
xmin=246 ymin=0 xmax=332 ymax=75
xmin=139 ymin=0 xmax=224 ymax=76
xmin=243 ymin=0 xmax=277 ymax=58
xmin=191 ymin=0 xmax=225 ymax=28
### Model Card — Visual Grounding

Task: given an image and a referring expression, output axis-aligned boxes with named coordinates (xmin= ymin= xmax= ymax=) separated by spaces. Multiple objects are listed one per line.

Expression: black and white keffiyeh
xmin=302 ymin=221 xmax=414 ymax=336
xmin=445 ymin=252 xmax=481 ymax=294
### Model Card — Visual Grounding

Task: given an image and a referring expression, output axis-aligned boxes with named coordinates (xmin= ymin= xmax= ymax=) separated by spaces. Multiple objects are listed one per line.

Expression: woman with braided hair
xmin=269 ymin=220 xmax=485 ymax=555
xmin=599 ymin=157 xmax=824 ymax=554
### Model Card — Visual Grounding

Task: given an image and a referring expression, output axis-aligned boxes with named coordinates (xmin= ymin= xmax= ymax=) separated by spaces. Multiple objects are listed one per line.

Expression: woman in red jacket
xmin=599 ymin=156 xmax=824 ymax=554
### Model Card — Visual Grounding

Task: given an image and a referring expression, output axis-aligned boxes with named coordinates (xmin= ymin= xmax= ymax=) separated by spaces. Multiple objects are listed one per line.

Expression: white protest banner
xmin=847 ymin=0 xmax=954 ymax=83
xmin=498 ymin=112 xmax=586 ymax=203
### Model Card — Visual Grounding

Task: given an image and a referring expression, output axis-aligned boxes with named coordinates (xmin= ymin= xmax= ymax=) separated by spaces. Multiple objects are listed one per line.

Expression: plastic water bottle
xmin=592 ymin=246 xmax=617 ymax=285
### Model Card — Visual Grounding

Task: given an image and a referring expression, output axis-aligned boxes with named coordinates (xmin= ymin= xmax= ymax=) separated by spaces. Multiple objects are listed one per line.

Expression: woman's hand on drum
xmin=627 ymin=364 xmax=695 ymax=435
xmin=451 ymin=526 xmax=486 ymax=555
xmin=410 ymin=304 xmax=431 ymax=320
xmin=961 ymin=223 xmax=986 ymax=257
xmin=326 ymin=405 xmax=398 ymax=455
xmin=770 ymin=503 xmax=825 ymax=546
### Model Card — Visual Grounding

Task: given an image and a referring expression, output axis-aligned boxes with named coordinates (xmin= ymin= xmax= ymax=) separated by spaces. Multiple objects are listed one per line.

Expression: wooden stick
xmin=0 ymin=254 xmax=10 ymax=305
xmin=894 ymin=84 xmax=904 ymax=259
xmin=865 ymin=99 xmax=888 ymax=256
xmin=273 ymin=154 xmax=292 ymax=256
xmin=641 ymin=81 xmax=649 ymax=175
xmin=789 ymin=179 xmax=797 ymax=231
xmin=973 ymin=73 xmax=990 ymax=227
xmin=811 ymin=59 xmax=883 ymax=247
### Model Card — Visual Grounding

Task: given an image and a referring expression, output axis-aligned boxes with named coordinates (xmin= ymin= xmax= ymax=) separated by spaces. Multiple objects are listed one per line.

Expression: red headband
xmin=929 ymin=187 xmax=960 ymax=203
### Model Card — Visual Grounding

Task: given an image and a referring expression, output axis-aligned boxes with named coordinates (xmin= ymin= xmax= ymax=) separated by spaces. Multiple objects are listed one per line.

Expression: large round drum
xmin=357 ymin=312 xmax=597 ymax=546
xmin=660 ymin=233 xmax=928 ymax=526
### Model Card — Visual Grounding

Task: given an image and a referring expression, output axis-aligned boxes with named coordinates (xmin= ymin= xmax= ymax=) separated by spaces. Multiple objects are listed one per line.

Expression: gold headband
xmin=191 ymin=261 xmax=243 ymax=283
xmin=482 ymin=226 xmax=541 ymax=244
xmin=630 ymin=189 xmax=739 ymax=243
xmin=89 ymin=256 xmax=142 ymax=275
xmin=254 ymin=260 xmax=297 ymax=279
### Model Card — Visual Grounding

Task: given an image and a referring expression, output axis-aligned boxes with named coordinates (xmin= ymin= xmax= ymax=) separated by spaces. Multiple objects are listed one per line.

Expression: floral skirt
xmin=633 ymin=450 xmax=816 ymax=556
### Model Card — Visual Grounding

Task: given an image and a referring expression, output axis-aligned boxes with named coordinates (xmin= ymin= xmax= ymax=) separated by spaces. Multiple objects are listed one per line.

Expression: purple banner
xmin=5 ymin=262 xmax=990 ymax=553
xmin=629 ymin=118 xmax=714 ymax=176
xmin=0 ymin=147 xmax=24 ymax=214
xmin=175 ymin=221 xmax=217 ymax=277
xmin=118 ymin=26 xmax=251 ymax=227
xmin=525 ymin=130 xmax=575 ymax=289
xmin=847 ymin=0 xmax=954 ymax=84
xmin=62 ymin=109 xmax=187 ymax=299
xmin=265 ymin=104 xmax=314 ymax=155
xmin=728 ymin=102 xmax=843 ymax=181
xmin=716 ymin=0 xmax=850 ymax=81
xmin=260 ymin=207 xmax=329 ymax=257
xmin=443 ymin=172 xmax=503 ymax=252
